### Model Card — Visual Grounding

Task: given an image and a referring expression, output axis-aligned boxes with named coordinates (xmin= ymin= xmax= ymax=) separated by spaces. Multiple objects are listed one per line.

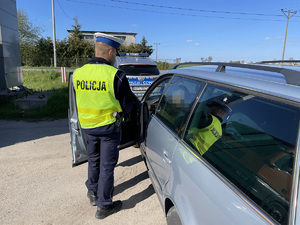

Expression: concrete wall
xmin=0 ymin=0 xmax=23 ymax=90
xmin=120 ymin=34 xmax=136 ymax=47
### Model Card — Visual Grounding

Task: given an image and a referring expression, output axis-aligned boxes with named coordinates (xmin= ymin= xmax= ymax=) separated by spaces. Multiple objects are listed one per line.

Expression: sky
xmin=16 ymin=0 xmax=300 ymax=63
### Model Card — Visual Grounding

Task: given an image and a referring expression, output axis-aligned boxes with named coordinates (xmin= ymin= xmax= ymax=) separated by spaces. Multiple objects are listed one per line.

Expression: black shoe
xmin=87 ymin=192 xmax=97 ymax=206
xmin=95 ymin=200 xmax=122 ymax=219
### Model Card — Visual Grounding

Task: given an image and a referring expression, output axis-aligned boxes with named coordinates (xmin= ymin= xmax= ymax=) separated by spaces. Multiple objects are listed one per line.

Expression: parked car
xmin=68 ymin=61 xmax=300 ymax=225
xmin=114 ymin=53 xmax=160 ymax=97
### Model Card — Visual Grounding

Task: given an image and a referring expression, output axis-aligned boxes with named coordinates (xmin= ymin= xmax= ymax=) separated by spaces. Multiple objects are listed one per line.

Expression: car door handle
xmin=71 ymin=128 xmax=79 ymax=135
xmin=163 ymin=151 xmax=172 ymax=164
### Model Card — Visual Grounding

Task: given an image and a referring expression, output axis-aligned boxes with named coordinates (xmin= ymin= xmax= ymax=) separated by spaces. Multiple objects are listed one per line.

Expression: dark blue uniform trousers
xmin=85 ymin=131 xmax=120 ymax=208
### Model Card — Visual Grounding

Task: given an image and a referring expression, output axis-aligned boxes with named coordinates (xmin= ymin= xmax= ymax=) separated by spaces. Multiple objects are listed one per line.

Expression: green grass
xmin=0 ymin=70 xmax=69 ymax=120
xmin=23 ymin=70 xmax=68 ymax=92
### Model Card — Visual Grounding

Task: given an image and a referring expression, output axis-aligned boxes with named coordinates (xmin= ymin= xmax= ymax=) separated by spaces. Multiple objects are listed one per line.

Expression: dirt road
xmin=0 ymin=119 xmax=166 ymax=225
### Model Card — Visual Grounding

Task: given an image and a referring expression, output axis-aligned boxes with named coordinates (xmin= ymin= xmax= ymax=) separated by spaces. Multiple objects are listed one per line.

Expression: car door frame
xmin=139 ymin=73 xmax=174 ymax=144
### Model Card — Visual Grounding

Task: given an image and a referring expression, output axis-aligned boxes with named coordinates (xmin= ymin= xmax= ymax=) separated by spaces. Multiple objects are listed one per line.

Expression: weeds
xmin=0 ymin=70 xmax=69 ymax=120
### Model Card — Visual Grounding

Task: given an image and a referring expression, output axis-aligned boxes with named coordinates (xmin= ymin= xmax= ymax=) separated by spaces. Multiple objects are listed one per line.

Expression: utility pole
xmin=281 ymin=9 xmax=297 ymax=60
xmin=52 ymin=0 xmax=57 ymax=67
xmin=154 ymin=43 xmax=160 ymax=62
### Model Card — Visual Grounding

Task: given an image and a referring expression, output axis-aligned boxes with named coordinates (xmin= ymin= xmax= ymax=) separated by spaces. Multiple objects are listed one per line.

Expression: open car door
xmin=138 ymin=74 xmax=173 ymax=144
xmin=68 ymin=72 xmax=140 ymax=167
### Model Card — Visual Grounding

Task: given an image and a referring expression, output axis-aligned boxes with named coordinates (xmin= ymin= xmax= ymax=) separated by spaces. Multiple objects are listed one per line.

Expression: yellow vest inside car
xmin=188 ymin=115 xmax=222 ymax=155
xmin=73 ymin=64 xmax=122 ymax=129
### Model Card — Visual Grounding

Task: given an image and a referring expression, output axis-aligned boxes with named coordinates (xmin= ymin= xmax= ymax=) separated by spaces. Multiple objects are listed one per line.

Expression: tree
xmin=70 ymin=17 xmax=83 ymax=40
xmin=56 ymin=38 xmax=69 ymax=58
xmin=229 ymin=60 xmax=241 ymax=64
xmin=67 ymin=17 xmax=94 ymax=59
xmin=67 ymin=37 xmax=94 ymax=58
xmin=20 ymin=44 xmax=38 ymax=66
xmin=138 ymin=36 xmax=153 ymax=55
xmin=17 ymin=10 xmax=154 ymax=67
xmin=120 ymin=43 xmax=138 ymax=53
xmin=36 ymin=37 xmax=53 ymax=66
xmin=119 ymin=36 xmax=153 ymax=55
xmin=201 ymin=56 xmax=213 ymax=62
xmin=17 ymin=9 xmax=43 ymax=45
xmin=18 ymin=9 xmax=44 ymax=66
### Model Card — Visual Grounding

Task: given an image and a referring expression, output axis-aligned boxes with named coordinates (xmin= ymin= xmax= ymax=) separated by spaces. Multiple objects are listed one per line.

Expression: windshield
xmin=119 ymin=65 xmax=160 ymax=76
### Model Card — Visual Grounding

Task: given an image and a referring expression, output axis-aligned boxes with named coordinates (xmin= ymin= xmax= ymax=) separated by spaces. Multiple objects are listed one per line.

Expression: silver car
xmin=69 ymin=61 xmax=300 ymax=225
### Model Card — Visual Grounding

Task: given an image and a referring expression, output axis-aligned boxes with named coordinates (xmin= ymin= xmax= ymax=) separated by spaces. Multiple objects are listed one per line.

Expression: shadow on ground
xmin=114 ymin=170 xmax=156 ymax=210
xmin=0 ymin=118 xmax=69 ymax=148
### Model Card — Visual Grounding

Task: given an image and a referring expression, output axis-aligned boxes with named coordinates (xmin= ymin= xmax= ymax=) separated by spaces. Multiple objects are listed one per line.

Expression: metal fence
xmin=22 ymin=57 xmax=181 ymax=68
xmin=22 ymin=57 xmax=91 ymax=68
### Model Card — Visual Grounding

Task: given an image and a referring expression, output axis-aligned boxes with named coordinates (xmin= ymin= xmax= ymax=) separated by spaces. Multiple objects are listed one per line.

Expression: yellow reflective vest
xmin=188 ymin=115 xmax=222 ymax=155
xmin=73 ymin=64 xmax=122 ymax=129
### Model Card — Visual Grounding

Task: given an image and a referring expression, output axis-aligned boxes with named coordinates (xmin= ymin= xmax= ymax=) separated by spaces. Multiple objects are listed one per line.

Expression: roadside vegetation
xmin=0 ymin=70 xmax=68 ymax=120
xmin=3 ymin=9 xmax=211 ymax=121
xmin=18 ymin=9 xmax=154 ymax=68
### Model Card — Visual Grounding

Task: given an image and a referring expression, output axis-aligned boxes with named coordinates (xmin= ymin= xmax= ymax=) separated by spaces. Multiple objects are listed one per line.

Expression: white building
xmin=67 ymin=30 xmax=137 ymax=47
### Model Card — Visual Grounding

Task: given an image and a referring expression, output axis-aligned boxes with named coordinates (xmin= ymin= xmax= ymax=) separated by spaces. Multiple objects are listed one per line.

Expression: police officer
xmin=73 ymin=33 xmax=134 ymax=219
xmin=188 ymin=99 xmax=231 ymax=155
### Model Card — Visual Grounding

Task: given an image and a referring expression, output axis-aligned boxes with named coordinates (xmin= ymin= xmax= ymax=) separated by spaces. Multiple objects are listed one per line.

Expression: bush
xmin=157 ymin=61 xmax=171 ymax=70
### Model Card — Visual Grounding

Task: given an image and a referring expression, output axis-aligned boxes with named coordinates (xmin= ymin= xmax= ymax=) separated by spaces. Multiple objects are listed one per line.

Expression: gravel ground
xmin=0 ymin=119 xmax=167 ymax=225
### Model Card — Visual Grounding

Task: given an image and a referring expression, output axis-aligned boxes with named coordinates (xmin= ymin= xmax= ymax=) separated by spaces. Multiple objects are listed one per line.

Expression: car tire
xmin=166 ymin=206 xmax=182 ymax=225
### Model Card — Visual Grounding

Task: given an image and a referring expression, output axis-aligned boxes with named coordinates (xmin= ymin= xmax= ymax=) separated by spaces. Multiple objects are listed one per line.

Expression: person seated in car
xmin=159 ymin=85 xmax=191 ymax=130
xmin=188 ymin=99 xmax=231 ymax=155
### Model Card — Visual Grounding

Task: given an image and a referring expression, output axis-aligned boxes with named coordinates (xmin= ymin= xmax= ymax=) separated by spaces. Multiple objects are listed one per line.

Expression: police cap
xmin=207 ymin=98 xmax=232 ymax=113
xmin=95 ymin=32 xmax=124 ymax=52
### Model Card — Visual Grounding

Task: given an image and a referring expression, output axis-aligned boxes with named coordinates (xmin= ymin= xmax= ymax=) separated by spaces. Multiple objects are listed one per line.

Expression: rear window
xmin=119 ymin=65 xmax=160 ymax=76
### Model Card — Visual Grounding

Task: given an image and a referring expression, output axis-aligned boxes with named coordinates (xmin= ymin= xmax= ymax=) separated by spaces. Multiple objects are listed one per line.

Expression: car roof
xmin=116 ymin=56 xmax=157 ymax=66
xmin=166 ymin=62 xmax=300 ymax=102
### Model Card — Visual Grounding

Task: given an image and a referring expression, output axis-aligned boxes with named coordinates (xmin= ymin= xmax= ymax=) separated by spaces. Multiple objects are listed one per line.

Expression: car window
xmin=156 ymin=76 xmax=204 ymax=134
xmin=145 ymin=77 xmax=171 ymax=113
xmin=119 ymin=65 xmax=160 ymax=75
xmin=149 ymin=79 xmax=170 ymax=98
xmin=184 ymin=83 xmax=300 ymax=224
